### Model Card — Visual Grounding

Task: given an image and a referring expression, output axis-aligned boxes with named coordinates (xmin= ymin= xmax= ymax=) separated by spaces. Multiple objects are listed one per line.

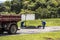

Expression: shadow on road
xmin=0 ymin=33 xmax=20 ymax=36
xmin=21 ymin=26 xmax=42 ymax=29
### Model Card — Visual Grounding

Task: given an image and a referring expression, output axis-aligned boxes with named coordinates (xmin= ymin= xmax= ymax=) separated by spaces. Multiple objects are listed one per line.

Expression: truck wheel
xmin=0 ymin=31 xmax=3 ymax=34
xmin=8 ymin=25 xmax=17 ymax=34
xmin=0 ymin=29 xmax=4 ymax=34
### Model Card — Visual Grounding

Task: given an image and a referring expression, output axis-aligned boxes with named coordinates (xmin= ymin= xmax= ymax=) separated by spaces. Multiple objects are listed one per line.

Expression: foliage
xmin=0 ymin=0 xmax=60 ymax=18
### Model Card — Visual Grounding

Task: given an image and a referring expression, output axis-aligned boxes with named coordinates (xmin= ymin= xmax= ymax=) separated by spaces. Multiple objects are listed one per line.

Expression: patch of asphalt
xmin=17 ymin=26 xmax=60 ymax=34
xmin=0 ymin=26 xmax=60 ymax=36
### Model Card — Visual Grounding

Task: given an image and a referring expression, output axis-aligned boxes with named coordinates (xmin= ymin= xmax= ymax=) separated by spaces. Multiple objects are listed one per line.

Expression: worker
xmin=21 ymin=21 xmax=24 ymax=28
xmin=42 ymin=20 xmax=46 ymax=29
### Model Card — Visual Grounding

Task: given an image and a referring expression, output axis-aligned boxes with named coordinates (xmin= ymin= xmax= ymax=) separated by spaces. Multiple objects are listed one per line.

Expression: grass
xmin=43 ymin=18 xmax=60 ymax=26
xmin=17 ymin=18 xmax=60 ymax=27
xmin=0 ymin=32 xmax=60 ymax=40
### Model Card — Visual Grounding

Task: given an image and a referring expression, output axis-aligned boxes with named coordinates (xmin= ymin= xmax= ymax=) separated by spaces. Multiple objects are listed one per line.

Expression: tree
xmin=0 ymin=3 xmax=6 ymax=12
xmin=0 ymin=0 xmax=60 ymax=18
xmin=36 ymin=7 xmax=50 ymax=18
xmin=4 ymin=1 xmax=11 ymax=12
xmin=57 ymin=7 xmax=60 ymax=17
xmin=11 ymin=0 xmax=23 ymax=14
xmin=0 ymin=6 xmax=6 ymax=12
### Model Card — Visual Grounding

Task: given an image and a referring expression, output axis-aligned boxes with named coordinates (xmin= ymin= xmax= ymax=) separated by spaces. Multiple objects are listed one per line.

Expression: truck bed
xmin=0 ymin=14 xmax=21 ymax=22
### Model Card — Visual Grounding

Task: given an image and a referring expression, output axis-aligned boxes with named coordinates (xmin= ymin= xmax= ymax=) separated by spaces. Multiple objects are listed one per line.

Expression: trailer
xmin=0 ymin=14 xmax=21 ymax=34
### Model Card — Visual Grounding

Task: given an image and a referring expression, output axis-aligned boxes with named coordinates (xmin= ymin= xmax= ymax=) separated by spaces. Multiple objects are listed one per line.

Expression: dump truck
xmin=0 ymin=14 xmax=21 ymax=34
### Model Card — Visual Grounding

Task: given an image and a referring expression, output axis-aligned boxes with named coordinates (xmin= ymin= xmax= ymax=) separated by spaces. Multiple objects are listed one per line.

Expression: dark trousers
xmin=43 ymin=24 xmax=45 ymax=29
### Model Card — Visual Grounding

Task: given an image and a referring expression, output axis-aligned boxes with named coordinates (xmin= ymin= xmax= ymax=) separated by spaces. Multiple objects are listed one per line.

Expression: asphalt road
xmin=17 ymin=26 xmax=60 ymax=34
xmin=0 ymin=26 xmax=60 ymax=36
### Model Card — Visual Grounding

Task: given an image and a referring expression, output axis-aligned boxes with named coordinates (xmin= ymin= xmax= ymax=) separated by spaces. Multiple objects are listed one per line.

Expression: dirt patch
xmin=44 ymin=37 xmax=54 ymax=40
xmin=56 ymin=38 xmax=60 ymax=40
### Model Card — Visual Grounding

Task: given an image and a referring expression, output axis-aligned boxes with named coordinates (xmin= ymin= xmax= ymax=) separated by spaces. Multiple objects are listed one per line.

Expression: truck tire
xmin=8 ymin=24 xmax=17 ymax=34
xmin=0 ymin=29 xmax=4 ymax=34
xmin=0 ymin=31 xmax=3 ymax=34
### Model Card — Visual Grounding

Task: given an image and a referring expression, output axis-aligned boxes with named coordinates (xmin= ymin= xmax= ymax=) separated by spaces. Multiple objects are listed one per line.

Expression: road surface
xmin=17 ymin=26 xmax=60 ymax=34
xmin=0 ymin=26 xmax=60 ymax=36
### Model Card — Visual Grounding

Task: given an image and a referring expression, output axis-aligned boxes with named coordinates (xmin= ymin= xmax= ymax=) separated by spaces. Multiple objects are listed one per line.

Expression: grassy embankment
xmin=0 ymin=32 xmax=60 ymax=40
xmin=17 ymin=18 xmax=60 ymax=27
